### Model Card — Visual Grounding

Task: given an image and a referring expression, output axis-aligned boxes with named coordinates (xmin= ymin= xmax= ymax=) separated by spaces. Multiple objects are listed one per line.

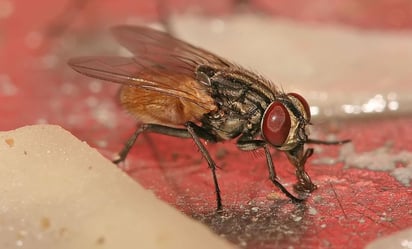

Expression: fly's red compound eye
xmin=261 ymin=102 xmax=291 ymax=147
xmin=288 ymin=93 xmax=311 ymax=121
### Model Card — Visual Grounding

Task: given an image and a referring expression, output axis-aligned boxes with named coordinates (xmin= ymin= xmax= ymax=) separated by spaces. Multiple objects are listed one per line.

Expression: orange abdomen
xmin=119 ymin=85 xmax=215 ymax=127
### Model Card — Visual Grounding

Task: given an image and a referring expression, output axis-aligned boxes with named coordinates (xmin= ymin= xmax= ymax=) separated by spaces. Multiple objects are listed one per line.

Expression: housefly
xmin=68 ymin=25 xmax=349 ymax=210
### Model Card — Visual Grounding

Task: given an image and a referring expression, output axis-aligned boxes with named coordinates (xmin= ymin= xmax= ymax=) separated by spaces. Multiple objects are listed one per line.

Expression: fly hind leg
xmin=185 ymin=122 xmax=223 ymax=211
xmin=114 ymin=122 xmax=223 ymax=211
xmin=113 ymin=123 xmax=191 ymax=164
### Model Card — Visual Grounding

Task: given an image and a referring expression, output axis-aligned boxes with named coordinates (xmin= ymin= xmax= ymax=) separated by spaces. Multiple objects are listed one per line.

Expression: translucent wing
xmin=68 ymin=25 xmax=233 ymax=111
xmin=69 ymin=56 xmax=202 ymax=101
xmin=110 ymin=25 xmax=232 ymax=69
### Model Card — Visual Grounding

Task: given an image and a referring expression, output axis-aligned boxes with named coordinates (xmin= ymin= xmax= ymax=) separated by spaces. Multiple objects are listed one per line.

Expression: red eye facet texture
xmin=288 ymin=92 xmax=311 ymax=121
xmin=262 ymin=102 xmax=291 ymax=147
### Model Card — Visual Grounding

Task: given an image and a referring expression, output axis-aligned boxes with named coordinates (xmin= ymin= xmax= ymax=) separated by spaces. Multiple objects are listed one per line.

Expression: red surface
xmin=121 ymin=118 xmax=412 ymax=249
xmin=1 ymin=1 xmax=411 ymax=249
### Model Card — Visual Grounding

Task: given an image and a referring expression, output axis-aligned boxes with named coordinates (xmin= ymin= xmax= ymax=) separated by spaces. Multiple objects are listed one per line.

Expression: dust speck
xmin=292 ymin=215 xmax=302 ymax=222
xmin=308 ymin=207 xmax=318 ymax=215
xmin=251 ymin=206 xmax=259 ymax=212
xmin=59 ymin=227 xmax=68 ymax=237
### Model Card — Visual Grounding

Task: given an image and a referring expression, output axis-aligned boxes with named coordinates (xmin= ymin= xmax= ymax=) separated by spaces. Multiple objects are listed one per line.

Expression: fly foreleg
xmin=286 ymin=145 xmax=317 ymax=193
xmin=237 ymin=136 xmax=304 ymax=203
xmin=113 ymin=123 xmax=191 ymax=164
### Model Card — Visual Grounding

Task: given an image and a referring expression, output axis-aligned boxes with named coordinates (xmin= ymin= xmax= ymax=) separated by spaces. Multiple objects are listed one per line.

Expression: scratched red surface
xmin=1 ymin=1 xmax=411 ymax=249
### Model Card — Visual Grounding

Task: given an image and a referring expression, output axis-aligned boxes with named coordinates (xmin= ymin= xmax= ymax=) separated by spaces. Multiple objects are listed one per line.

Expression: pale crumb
xmin=4 ymin=137 xmax=14 ymax=147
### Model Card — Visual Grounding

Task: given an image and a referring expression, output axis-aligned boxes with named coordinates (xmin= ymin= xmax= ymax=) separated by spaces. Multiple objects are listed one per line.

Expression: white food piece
xmin=0 ymin=125 xmax=234 ymax=249
xmin=365 ymin=227 xmax=412 ymax=249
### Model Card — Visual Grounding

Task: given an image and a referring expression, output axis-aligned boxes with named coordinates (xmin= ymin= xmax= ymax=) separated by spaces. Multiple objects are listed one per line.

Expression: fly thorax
xmin=199 ymin=69 xmax=273 ymax=141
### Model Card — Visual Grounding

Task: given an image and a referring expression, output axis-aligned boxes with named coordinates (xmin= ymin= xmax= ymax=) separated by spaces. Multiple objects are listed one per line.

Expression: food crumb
xmin=5 ymin=138 xmax=14 ymax=147
xmin=96 ymin=236 xmax=105 ymax=245
xmin=266 ymin=192 xmax=281 ymax=200
xmin=342 ymin=143 xmax=412 ymax=187
xmin=40 ymin=217 xmax=51 ymax=230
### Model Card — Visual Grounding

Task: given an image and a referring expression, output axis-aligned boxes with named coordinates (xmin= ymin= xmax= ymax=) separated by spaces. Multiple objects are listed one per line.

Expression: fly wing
xmin=68 ymin=56 xmax=207 ymax=103
xmin=68 ymin=25 xmax=236 ymax=111
xmin=111 ymin=25 xmax=232 ymax=69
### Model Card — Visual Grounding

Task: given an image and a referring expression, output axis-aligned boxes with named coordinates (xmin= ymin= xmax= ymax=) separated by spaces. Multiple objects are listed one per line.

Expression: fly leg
xmin=286 ymin=145 xmax=317 ymax=193
xmin=113 ymin=123 xmax=191 ymax=164
xmin=115 ymin=122 xmax=222 ymax=210
xmin=237 ymin=136 xmax=304 ymax=202
xmin=185 ymin=122 xmax=222 ymax=211
xmin=263 ymin=145 xmax=305 ymax=202
xmin=289 ymin=138 xmax=350 ymax=191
